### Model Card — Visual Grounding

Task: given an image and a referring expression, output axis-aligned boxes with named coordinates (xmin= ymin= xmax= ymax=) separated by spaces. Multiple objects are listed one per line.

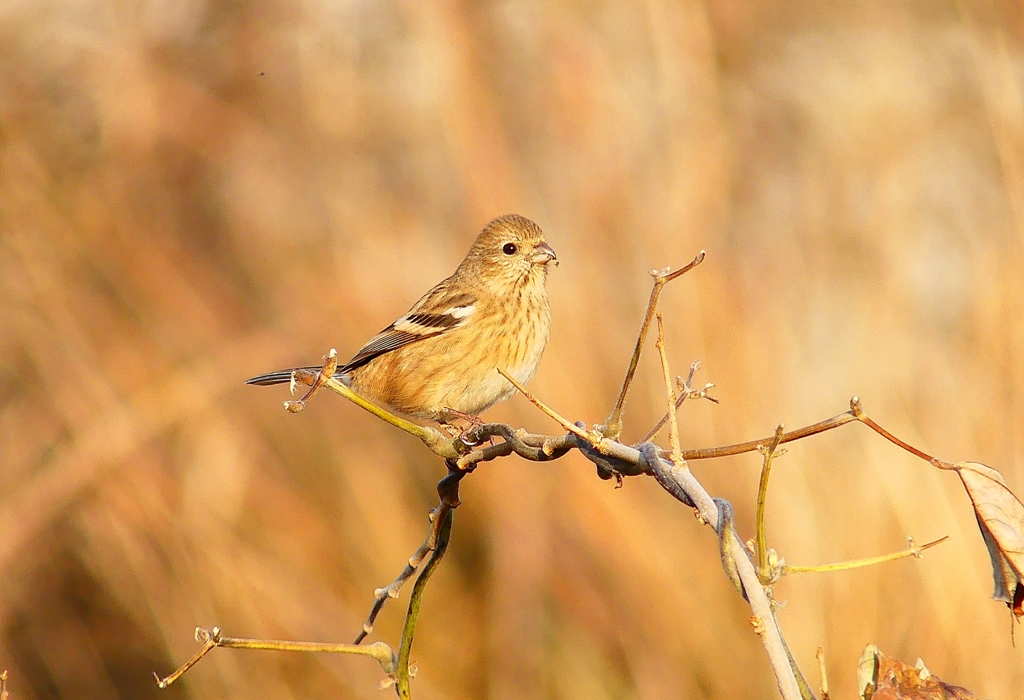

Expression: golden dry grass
xmin=2 ymin=1 xmax=1024 ymax=698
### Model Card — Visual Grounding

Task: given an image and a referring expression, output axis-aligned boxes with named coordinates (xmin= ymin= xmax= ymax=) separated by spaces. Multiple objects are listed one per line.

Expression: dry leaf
xmin=857 ymin=645 xmax=978 ymax=699
xmin=953 ymin=461 xmax=1024 ymax=616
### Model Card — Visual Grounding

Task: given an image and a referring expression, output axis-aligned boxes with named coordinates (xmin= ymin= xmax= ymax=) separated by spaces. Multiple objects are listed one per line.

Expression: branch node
xmin=750 ymin=615 xmax=766 ymax=636
xmin=604 ymin=250 xmax=706 ymax=440
xmin=816 ymin=646 xmax=830 ymax=700
xmin=850 ymin=396 xmax=864 ymax=417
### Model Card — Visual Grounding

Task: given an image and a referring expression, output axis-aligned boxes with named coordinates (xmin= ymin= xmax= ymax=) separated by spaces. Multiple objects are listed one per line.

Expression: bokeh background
xmin=2 ymin=0 xmax=1024 ymax=698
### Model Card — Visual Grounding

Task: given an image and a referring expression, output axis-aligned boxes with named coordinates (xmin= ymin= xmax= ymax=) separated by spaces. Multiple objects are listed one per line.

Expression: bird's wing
xmin=339 ymin=287 xmax=476 ymax=372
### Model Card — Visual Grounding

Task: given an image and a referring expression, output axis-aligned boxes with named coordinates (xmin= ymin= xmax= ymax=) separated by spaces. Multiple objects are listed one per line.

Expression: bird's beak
xmin=532 ymin=241 xmax=558 ymax=266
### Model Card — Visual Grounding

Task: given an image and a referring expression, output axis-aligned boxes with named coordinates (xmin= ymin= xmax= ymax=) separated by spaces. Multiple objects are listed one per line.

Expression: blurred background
xmin=2 ymin=0 xmax=1023 ymax=698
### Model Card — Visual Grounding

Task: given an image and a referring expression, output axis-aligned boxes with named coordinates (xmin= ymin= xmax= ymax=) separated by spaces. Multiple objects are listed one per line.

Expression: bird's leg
xmin=438 ymin=409 xmax=491 ymax=445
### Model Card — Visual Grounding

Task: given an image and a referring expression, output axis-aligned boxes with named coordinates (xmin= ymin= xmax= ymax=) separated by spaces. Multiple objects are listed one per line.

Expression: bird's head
xmin=460 ymin=214 xmax=557 ymax=293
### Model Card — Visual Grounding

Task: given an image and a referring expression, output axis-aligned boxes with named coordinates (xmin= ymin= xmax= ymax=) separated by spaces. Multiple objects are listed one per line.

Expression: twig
xmin=154 ymin=627 xmax=397 ymax=689
xmin=674 ymin=396 xmax=955 ymax=465
xmin=355 ymin=468 xmax=464 ymax=644
xmin=850 ymin=398 xmax=955 ymax=469
xmin=816 ymin=647 xmax=830 ymax=700
xmin=675 ymin=411 xmax=858 ymax=461
xmin=354 ymin=503 xmax=455 ymax=644
xmin=638 ymin=443 xmax=803 ymax=700
xmin=498 ymin=369 xmax=650 ymax=478
xmin=282 ymin=349 xmax=338 ymax=413
xmin=190 ymin=248 xmax=983 ymax=700
xmin=654 ymin=314 xmax=684 ymax=465
xmin=640 ymin=360 xmax=718 ymax=443
xmin=643 ymin=314 xmax=802 ymax=699
xmin=285 ymin=351 xmax=465 ymax=460
xmin=603 ymin=251 xmax=706 ymax=440
xmin=454 ymin=424 xmax=575 ymax=471
xmin=782 ymin=536 xmax=950 ymax=575
xmin=755 ymin=425 xmax=786 ymax=583
xmin=497 ymin=368 xmax=593 ymax=442
xmin=396 ymin=508 xmax=454 ymax=698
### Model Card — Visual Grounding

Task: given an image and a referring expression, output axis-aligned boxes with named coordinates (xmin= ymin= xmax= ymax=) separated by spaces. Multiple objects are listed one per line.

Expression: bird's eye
xmin=502 ymin=242 xmax=518 ymax=255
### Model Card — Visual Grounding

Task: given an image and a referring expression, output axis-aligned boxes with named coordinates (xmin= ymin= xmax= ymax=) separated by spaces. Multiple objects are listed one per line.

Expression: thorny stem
xmin=783 ymin=536 xmax=949 ymax=575
xmin=603 ymin=251 xmax=705 ymax=440
xmin=755 ymin=425 xmax=786 ymax=582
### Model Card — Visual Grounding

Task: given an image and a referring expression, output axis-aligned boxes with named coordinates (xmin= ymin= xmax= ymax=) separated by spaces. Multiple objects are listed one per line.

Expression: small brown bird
xmin=247 ymin=214 xmax=557 ymax=424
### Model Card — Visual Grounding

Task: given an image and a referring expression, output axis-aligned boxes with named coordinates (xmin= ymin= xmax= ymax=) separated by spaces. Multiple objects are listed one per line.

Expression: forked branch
xmin=603 ymin=250 xmax=705 ymax=440
xmin=154 ymin=627 xmax=397 ymax=689
xmin=159 ymin=253 xmax=1008 ymax=700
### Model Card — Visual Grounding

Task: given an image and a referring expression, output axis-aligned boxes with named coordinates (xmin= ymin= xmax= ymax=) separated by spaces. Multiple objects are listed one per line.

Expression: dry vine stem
xmin=160 ymin=252 xmax=988 ymax=700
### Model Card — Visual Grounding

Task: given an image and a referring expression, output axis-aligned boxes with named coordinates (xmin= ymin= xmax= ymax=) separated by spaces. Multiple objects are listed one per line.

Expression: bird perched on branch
xmin=247 ymin=214 xmax=558 ymax=426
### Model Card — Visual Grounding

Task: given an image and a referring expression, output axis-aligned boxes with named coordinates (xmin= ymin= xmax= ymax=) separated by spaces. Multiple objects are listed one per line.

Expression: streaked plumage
xmin=247 ymin=214 xmax=556 ymax=423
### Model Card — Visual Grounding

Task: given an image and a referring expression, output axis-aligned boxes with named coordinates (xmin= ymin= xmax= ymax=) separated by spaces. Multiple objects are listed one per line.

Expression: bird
xmin=247 ymin=214 xmax=557 ymax=426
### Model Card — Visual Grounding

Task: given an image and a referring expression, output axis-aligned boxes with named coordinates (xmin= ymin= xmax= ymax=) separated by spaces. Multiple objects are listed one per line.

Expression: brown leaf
xmin=858 ymin=645 xmax=978 ymax=699
xmin=953 ymin=461 xmax=1024 ymax=615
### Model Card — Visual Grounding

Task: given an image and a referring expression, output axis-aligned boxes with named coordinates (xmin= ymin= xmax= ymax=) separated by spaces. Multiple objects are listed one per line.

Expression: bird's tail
xmin=246 ymin=367 xmax=345 ymax=386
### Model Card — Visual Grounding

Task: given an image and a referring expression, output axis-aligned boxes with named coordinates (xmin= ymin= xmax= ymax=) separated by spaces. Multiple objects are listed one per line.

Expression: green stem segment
xmin=755 ymin=426 xmax=785 ymax=582
xmin=783 ymin=536 xmax=949 ymax=575
xmin=396 ymin=508 xmax=454 ymax=699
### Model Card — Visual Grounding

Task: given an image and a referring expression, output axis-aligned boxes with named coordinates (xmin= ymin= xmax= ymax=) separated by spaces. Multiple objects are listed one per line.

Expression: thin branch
xmin=454 ymin=424 xmax=575 ymax=472
xmin=816 ymin=647 xmax=830 ymax=700
xmin=502 ymin=374 xmax=656 ymax=479
xmin=783 ymin=536 xmax=950 ymax=575
xmin=755 ymin=425 xmax=786 ymax=583
xmin=239 ymin=335 xmax=960 ymax=700
xmin=282 ymin=348 xmax=338 ymax=413
xmin=638 ymin=443 xmax=803 ymax=700
xmin=677 ymin=396 xmax=955 ymax=463
xmin=675 ymin=411 xmax=858 ymax=461
xmin=497 ymin=368 xmax=593 ymax=442
xmin=850 ymin=398 xmax=955 ymax=469
xmin=353 ymin=504 xmax=454 ymax=644
xmin=396 ymin=508 xmax=454 ymax=698
xmin=643 ymin=315 xmax=803 ymax=699
xmin=654 ymin=314 xmax=684 ymax=465
xmin=155 ymin=627 xmax=397 ymax=689
xmin=603 ymin=250 xmax=706 ymax=440
xmin=355 ymin=468 xmax=464 ymax=645
xmin=285 ymin=352 xmax=465 ymax=460
xmin=640 ymin=360 xmax=718 ymax=443
xmin=154 ymin=628 xmax=218 ymax=688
